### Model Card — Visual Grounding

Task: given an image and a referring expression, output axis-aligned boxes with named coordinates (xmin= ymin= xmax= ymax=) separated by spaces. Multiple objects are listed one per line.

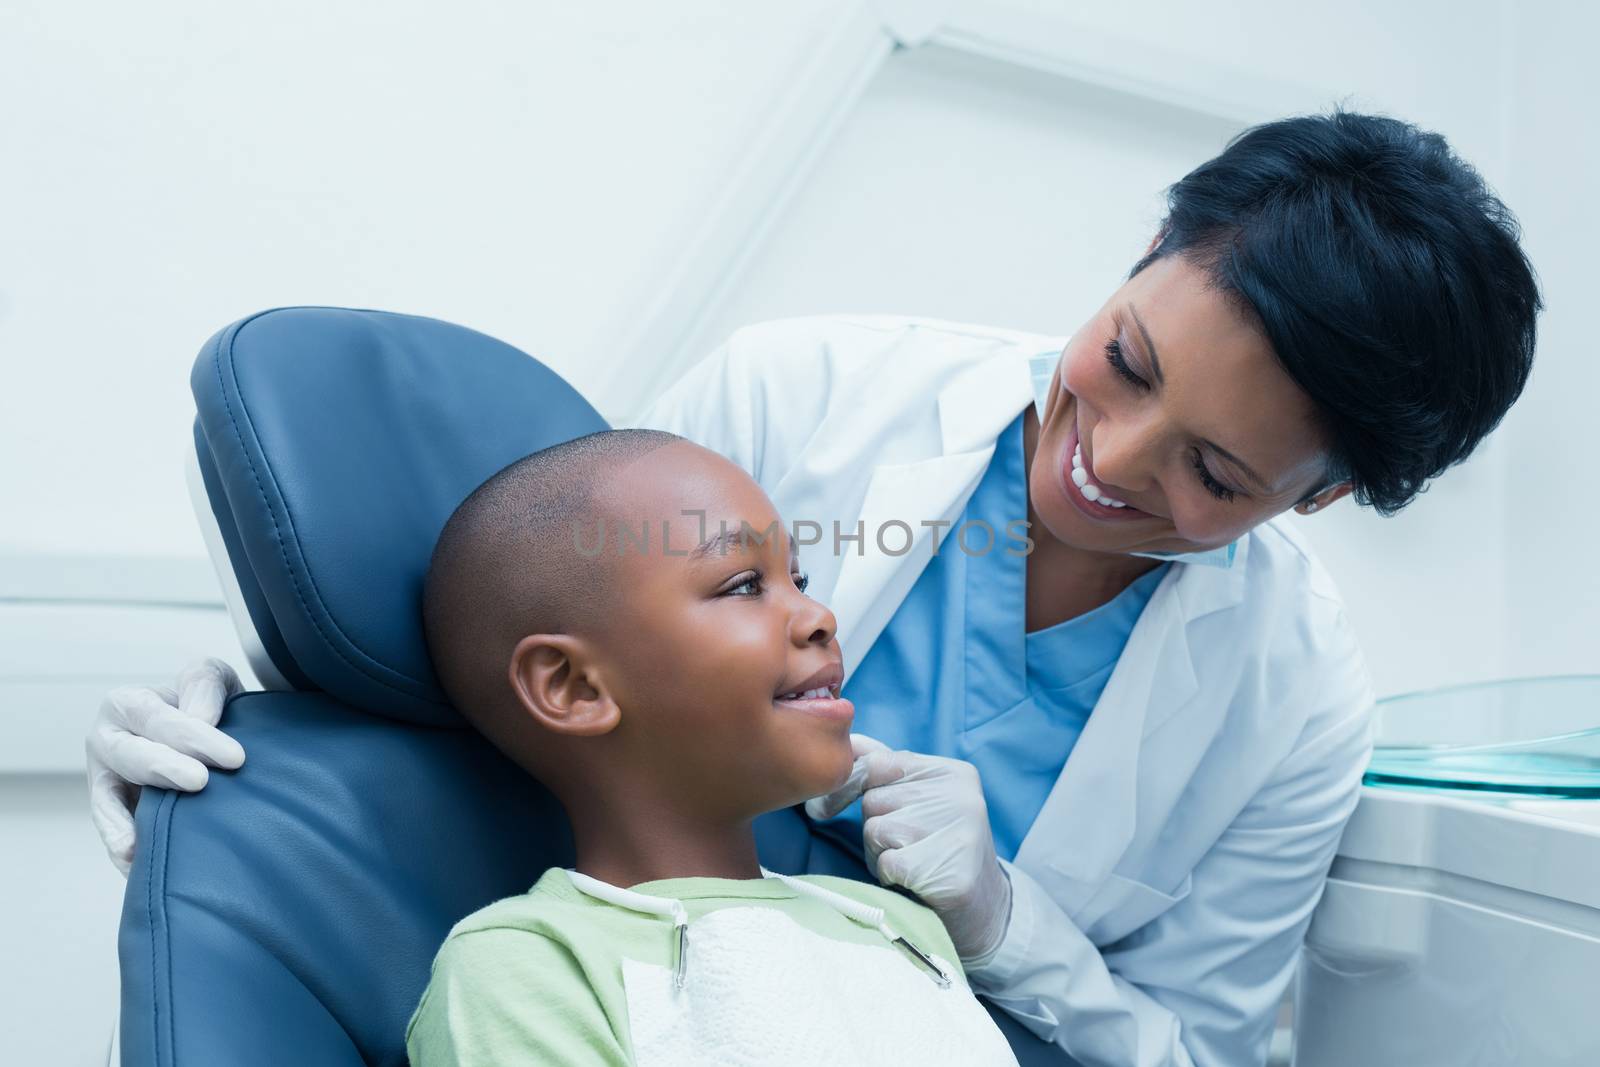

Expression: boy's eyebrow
xmin=690 ymin=524 xmax=795 ymax=563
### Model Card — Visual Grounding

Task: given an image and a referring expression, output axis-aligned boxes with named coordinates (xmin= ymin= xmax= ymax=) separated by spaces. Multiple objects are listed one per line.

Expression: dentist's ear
xmin=1295 ymin=482 xmax=1354 ymax=516
xmin=508 ymin=634 xmax=621 ymax=737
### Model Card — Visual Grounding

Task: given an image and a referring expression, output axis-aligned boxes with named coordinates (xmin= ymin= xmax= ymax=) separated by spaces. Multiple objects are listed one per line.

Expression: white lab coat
xmin=632 ymin=313 xmax=1376 ymax=1067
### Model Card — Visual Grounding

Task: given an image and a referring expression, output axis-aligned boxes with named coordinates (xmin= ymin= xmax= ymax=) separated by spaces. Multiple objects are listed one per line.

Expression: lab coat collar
xmin=833 ymin=348 xmax=1034 ymax=677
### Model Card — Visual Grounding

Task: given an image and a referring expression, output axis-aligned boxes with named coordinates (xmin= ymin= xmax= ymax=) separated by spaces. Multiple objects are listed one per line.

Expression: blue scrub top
xmin=819 ymin=410 xmax=1169 ymax=863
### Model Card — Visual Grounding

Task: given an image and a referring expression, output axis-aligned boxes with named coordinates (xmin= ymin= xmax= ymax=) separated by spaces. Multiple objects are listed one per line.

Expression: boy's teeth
xmin=1070 ymin=443 xmax=1128 ymax=508
xmin=781 ymin=687 xmax=832 ymax=700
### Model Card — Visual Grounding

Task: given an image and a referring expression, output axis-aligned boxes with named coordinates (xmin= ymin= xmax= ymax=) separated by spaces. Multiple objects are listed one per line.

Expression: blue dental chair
xmin=117 ymin=307 xmax=1063 ymax=1066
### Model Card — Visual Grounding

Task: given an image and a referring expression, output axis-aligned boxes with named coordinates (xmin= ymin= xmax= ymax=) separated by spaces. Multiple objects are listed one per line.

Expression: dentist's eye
xmin=1105 ymin=339 xmax=1149 ymax=390
xmin=1190 ymin=450 xmax=1237 ymax=503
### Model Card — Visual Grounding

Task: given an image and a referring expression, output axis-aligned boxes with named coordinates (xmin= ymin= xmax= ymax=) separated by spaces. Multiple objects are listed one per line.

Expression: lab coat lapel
xmin=833 ymin=351 xmax=1031 ymax=678
xmin=1012 ymin=545 xmax=1250 ymax=918
xmin=1013 ymin=575 xmax=1196 ymax=915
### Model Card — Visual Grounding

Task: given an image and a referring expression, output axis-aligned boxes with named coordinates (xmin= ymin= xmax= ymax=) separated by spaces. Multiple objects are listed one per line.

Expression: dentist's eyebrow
xmin=1128 ymin=303 xmax=1165 ymax=386
xmin=1128 ymin=301 xmax=1274 ymax=495
xmin=1209 ymin=443 xmax=1274 ymax=494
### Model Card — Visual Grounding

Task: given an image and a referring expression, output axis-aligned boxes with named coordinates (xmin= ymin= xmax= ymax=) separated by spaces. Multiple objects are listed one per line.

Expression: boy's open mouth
xmin=774 ymin=663 xmax=852 ymax=722
xmin=776 ymin=683 xmax=843 ymax=700
xmin=775 ymin=662 xmax=844 ymax=702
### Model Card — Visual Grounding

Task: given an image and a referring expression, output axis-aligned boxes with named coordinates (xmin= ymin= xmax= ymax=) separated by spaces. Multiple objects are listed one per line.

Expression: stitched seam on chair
xmin=144 ymin=794 xmax=158 ymax=1064
xmin=163 ymin=792 xmax=176 ymax=1066
xmin=210 ymin=312 xmax=431 ymax=700
xmin=145 ymin=789 xmax=176 ymax=1065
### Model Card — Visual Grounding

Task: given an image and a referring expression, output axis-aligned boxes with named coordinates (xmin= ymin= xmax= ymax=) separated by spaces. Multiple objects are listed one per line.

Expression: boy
xmin=406 ymin=428 xmax=1019 ymax=1066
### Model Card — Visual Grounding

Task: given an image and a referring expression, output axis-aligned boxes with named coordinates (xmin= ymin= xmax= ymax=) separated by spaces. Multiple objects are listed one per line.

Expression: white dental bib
xmin=565 ymin=865 xmax=1020 ymax=1067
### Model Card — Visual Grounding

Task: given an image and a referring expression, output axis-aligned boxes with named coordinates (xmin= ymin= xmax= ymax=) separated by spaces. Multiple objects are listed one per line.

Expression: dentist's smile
xmin=1058 ymin=417 xmax=1151 ymax=524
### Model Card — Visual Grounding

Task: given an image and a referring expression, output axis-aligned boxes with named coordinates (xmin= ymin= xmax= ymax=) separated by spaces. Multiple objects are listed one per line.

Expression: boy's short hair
xmin=1131 ymin=106 xmax=1542 ymax=514
xmin=421 ymin=428 xmax=681 ymax=761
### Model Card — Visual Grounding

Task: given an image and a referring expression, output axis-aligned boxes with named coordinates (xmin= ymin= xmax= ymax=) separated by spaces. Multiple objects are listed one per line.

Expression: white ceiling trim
xmin=609 ymin=0 xmax=1338 ymax=423
xmin=0 ymin=551 xmax=222 ymax=607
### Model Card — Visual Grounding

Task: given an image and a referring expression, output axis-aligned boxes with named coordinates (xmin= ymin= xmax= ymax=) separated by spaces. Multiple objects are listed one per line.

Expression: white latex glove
xmin=86 ymin=657 xmax=247 ymax=875
xmin=805 ymin=733 xmax=1013 ymax=966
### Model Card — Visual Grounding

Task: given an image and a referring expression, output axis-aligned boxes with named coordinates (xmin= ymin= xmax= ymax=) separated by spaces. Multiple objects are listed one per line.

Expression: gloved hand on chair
xmin=806 ymin=733 xmax=1014 ymax=968
xmin=86 ymin=657 xmax=247 ymax=874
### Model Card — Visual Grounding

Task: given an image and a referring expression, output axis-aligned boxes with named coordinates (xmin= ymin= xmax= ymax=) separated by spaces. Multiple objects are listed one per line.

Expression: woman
xmin=87 ymin=108 xmax=1541 ymax=1066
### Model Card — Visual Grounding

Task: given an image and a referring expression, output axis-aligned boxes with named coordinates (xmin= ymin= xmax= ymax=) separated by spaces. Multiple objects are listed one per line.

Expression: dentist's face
xmin=592 ymin=443 xmax=856 ymax=822
xmin=1029 ymin=251 xmax=1343 ymax=557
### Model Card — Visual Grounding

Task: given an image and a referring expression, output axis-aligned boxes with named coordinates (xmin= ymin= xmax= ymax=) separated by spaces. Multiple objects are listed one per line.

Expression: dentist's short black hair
xmin=1129 ymin=105 xmax=1542 ymax=515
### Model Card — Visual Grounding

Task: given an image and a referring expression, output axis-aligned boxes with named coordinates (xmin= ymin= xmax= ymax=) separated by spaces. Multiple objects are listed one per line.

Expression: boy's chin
xmin=762 ymin=735 xmax=856 ymax=812
xmin=780 ymin=735 xmax=857 ymax=809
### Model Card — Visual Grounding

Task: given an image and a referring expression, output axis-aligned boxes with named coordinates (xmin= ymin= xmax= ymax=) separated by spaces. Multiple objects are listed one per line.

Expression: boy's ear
xmin=508 ymin=633 xmax=621 ymax=736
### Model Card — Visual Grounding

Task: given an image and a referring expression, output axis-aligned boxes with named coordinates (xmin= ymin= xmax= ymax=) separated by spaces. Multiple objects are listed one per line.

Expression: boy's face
xmin=583 ymin=442 xmax=855 ymax=821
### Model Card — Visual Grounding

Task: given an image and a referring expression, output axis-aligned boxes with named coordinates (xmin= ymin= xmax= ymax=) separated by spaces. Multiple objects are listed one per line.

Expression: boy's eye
xmin=727 ymin=573 xmax=763 ymax=597
xmin=723 ymin=569 xmax=809 ymax=597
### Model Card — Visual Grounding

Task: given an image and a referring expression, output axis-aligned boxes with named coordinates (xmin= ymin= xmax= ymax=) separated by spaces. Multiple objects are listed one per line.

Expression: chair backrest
xmin=118 ymin=307 xmax=605 ymax=1066
xmin=179 ymin=306 xmax=609 ymax=722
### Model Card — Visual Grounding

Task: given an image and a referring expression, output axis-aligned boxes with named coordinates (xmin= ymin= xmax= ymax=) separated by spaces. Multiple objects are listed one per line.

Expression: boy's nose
xmin=793 ymin=596 xmax=838 ymax=646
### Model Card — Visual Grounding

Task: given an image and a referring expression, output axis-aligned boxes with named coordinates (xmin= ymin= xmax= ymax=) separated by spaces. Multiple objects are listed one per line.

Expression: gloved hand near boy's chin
xmin=804 ymin=733 xmax=1015 ymax=968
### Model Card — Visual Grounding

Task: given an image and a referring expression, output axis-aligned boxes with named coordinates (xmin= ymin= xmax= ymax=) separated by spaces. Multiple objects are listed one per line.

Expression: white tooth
xmin=1072 ymin=448 xmax=1083 ymax=471
xmin=1107 ymin=500 xmax=1126 ymax=508
xmin=1082 ymin=484 xmax=1102 ymax=502
xmin=1071 ymin=467 xmax=1088 ymax=488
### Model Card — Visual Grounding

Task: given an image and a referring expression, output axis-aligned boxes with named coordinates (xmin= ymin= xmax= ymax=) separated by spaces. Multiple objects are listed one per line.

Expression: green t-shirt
xmin=405 ymin=867 xmax=968 ymax=1066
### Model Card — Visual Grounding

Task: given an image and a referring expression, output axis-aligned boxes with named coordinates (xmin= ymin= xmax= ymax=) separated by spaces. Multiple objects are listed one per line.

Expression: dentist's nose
xmin=1088 ymin=415 xmax=1161 ymax=497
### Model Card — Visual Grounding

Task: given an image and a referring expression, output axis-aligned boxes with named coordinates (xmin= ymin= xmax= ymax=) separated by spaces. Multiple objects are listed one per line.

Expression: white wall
xmin=2 ymin=1 xmax=1593 ymax=1062
xmin=0 ymin=775 xmax=139 ymax=1067
xmin=0 ymin=0 xmax=857 ymax=559
xmin=1498 ymin=0 xmax=1600 ymax=680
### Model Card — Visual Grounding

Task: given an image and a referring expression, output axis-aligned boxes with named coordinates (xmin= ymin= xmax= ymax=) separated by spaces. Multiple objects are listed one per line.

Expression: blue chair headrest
xmin=189 ymin=307 xmax=608 ymax=725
